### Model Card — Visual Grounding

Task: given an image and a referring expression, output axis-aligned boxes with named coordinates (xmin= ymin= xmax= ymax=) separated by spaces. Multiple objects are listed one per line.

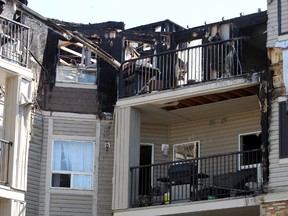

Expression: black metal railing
xmin=0 ymin=138 xmax=12 ymax=184
xmin=130 ymin=149 xmax=262 ymax=208
xmin=0 ymin=16 xmax=30 ymax=67
xmin=119 ymin=37 xmax=248 ymax=98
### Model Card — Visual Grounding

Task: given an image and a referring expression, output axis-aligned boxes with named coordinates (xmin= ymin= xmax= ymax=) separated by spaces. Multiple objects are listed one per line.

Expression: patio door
xmin=139 ymin=144 xmax=154 ymax=196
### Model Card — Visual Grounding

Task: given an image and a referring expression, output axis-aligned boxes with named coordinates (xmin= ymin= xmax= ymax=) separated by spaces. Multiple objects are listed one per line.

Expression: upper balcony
xmin=0 ymin=15 xmax=30 ymax=68
xmin=0 ymin=16 xmax=33 ymax=86
xmin=118 ymin=36 xmax=267 ymax=99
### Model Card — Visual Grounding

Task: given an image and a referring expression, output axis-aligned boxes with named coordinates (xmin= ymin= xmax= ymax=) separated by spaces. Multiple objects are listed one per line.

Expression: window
xmin=51 ymin=140 xmax=94 ymax=190
xmin=56 ymin=66 xmax=97 ymax=84
xmin=173 ymin=141 xmax=200 ymax=161
xmin=279 ymin=101 xmax=288 ymax=158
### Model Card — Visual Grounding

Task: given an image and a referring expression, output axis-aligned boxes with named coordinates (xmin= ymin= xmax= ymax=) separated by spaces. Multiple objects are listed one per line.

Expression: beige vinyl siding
xmin=53 ymin=119 xmax=96 ymax=137
xmin=170 ymin=110 xmax=261 ymax=157
xmin=26 ymin=114 xmax=43 ymax=216
xmin=141 ymin=124 xmax=169 ymax=164
xmin=49 ymin=193 xmax=93 ymax=215
xmin=267 ymin=99 xmax=288 ymax=192
xmin=267 ymin=0 xmax=279 ymax=47
xmin=97 ymin=120 xmax=114 ymax=216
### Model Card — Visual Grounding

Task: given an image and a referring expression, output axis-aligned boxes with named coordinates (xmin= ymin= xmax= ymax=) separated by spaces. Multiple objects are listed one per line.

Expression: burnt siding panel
xmin=97 ymin=61 xmax=117 ymax=113
xmin=45 ymin=86 xmax=98 ymax=114
xmin=26 ymin=114 xmax=43 ymax=216
xmin=279 ymin=101 xmax=288 ymax=157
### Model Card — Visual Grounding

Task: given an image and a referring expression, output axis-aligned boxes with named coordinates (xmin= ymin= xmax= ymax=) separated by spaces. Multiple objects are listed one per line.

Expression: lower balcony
xmin=130 ymin=149 xmax=263 ymax=208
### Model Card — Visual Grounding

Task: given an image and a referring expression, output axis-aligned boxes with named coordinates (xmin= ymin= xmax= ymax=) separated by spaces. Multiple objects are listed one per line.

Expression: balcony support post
xmin=112 ymin=107 xmax=141 ymax=210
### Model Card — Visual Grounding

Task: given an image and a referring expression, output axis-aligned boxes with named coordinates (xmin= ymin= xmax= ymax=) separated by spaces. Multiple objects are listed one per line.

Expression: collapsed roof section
xmin=121 ymin=19 xmax=186 ymax=61
xmin=15 ymin=2 xmax=121 ymax=70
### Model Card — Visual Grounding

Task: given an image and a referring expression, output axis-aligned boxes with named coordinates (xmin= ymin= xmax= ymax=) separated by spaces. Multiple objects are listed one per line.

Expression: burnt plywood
xmin=44 ymin=86 xmax=98 ymax=114
xmin=162 ymin=85 xmax=259 ymax=111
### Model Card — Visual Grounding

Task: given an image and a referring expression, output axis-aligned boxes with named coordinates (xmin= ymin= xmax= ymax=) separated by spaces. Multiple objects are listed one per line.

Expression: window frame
xmin=238 ymin=131 xmax=262 ymax=170
xmin=56 ymin=66 xmax=97 ymax=85
xmin=173 ymin=141 xmax=200 ymax=161
xmin=51 ymin=139 xmax=95 ymax=190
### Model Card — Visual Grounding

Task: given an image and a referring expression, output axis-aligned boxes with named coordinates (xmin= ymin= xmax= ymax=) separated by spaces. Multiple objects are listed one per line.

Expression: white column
xmin=112 ymin=107 xmax=140 ymax=210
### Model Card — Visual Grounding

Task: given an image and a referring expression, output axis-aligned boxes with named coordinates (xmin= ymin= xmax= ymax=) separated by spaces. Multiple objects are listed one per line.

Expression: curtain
xmin=52 ymin=140 xmax=93 ymax=189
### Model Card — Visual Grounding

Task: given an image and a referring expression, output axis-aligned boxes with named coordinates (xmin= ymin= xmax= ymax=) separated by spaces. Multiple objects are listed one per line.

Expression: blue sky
xmin=28 ymin=0 xmax=267 ymax=29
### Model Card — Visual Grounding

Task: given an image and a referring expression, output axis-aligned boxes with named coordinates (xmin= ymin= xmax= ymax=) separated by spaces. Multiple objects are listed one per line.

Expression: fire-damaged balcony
xmin=0 ymin=15 xmax=30 ymax=67
xmin=119 ymin=35 xmax=266 ymax=98
xmin=0 ymin=138 xmax=12 ymax=185
xmin=130 ymin=149 xmax=263 ymax=208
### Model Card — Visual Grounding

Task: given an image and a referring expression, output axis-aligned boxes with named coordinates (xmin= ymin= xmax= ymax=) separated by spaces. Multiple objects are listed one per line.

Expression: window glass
xmin=73 ymin=175 xmax=93 ymax=189
xmin=173 ymin=142 xmax=199 ymax=161
xmin=78 ymin=69 xmax=97 ymax=84
xmin=56 ymin=68 xmax=77 ymax=82
xmin=52 ymin=140 xmax=94 ymax=189
xmin=56 ymin=66 xmax=96 ymax=84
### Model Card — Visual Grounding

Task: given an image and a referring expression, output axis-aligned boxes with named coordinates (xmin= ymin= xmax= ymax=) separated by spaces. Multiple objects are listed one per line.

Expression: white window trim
xmin=238 ymin=131 xmax=261 ymax=169
xmin=140 ymin=143 xmax=154 ymax=187
xmin=173 ymin=141 xmax=200 ymax=160
xmin=238 ymin=131 xmax=262 ymax=185
xmin=51 ymin=139 xmax=95 ymax=190
xmin=56 ymin=66 xmax=97 ymax=88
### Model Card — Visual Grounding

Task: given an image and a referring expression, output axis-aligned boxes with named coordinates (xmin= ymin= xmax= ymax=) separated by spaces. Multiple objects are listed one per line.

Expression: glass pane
xmin=52 ymin=173 xmax=71 ymax=188
xmin=52 ymin=140 xmax=93 ymax=172
xmin=57 ymin=68 xmax=77 ymax=82
xmin=73 ymin=174 xmax=92 ymax=189
xmin=78 ymin=69 xmax=96 ymax=83
xmin=173 ymin=142 xmax=197 ymax=161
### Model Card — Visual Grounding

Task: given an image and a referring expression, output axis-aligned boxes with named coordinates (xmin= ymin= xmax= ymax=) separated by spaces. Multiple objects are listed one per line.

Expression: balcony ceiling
xmin=138 ymin=85 xmax=260 ymax=125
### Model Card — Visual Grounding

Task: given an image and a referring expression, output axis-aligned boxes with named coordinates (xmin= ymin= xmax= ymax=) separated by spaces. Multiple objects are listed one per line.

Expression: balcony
xmin=119 ymin=36 xmax=266 ymax=98
xmin=0 ymin=15 xmax=30 ymax=67
xmin=0 ymin=138 xmax=12 ymax=185
xmin=130 ymin=149 xmax=262 ymax=208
